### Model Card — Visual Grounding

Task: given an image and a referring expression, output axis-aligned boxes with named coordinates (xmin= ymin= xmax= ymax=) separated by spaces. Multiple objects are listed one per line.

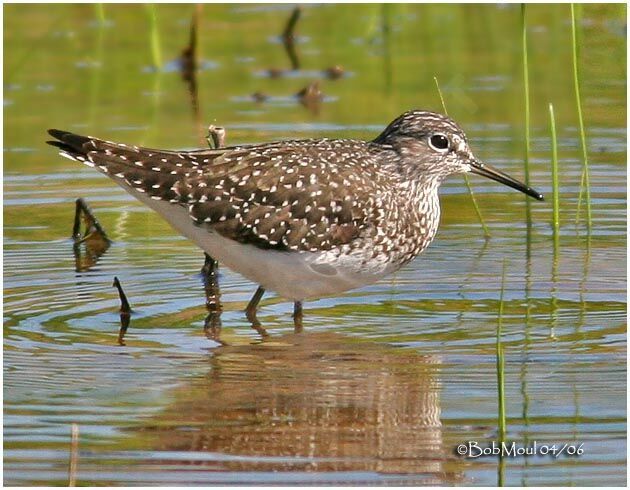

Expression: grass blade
xmin=549 ymin=103 xmax=560 ymax=253
xmin=497 ymin=260 xmax=507 ymax=441
xmin=146 ymin=4 xmax=163 ymax=69
xmin=521 ymin=4 xmax=533 ymax=231
xmin=434 ymin=76 xmax=490 ymax=238
xmin=571 ymin=4 xmax=592 ymax=232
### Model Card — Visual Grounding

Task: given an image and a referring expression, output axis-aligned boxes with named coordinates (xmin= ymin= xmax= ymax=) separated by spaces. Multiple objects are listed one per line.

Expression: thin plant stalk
xmin=146 ymin=4 xmax=162 ymax=69
xmin=521 ymin=4 xmax=533 ymax=230
xmin=94 ymin=4 xmax=106 ymax=25
xmin=433 ymin=77 xmax=490 ymax=238
xmin=497 ymin=260 xmax=507 ymax=441
xmin=571 ymin=3 xmax=592 ymax=232
xmin=68 ymin=423 xmax=79 ymax=486
xmin=549 ymin=103 xmax=560 ymax=253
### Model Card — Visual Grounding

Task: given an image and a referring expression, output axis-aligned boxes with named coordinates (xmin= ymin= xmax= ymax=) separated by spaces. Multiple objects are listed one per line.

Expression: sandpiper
xmin=48 ymin=110 xmax=543 ymax=322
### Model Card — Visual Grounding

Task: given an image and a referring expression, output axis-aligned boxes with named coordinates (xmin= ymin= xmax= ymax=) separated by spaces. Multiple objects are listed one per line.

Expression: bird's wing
xmin=47 ymin=130 xmax=389 ymax=252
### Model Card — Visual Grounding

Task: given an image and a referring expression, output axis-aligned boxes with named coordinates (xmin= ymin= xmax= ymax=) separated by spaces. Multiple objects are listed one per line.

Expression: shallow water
xmin=4 ymin=4 xmax=626 ymax=486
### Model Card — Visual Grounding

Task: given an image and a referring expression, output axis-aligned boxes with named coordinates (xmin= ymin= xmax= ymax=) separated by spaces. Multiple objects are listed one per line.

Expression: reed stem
xmin=571 ymin=4 xmax=592 ymax=232
xmin=549 ymin=103 xmax=560 ymax=253
xmin=497 ymin=260 xmax=507 ymax=441
xmin=433 ymin=76 xmax=490 ymax=238
xmin=521 ymin=4 xmax=533 ymax=231
xmin=146 ymin=4 xmax=162 ymax=69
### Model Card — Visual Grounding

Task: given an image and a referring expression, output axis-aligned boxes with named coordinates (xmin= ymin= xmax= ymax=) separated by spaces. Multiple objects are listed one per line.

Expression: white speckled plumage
xmin=47 ymin=110 xmax=542 ymax=304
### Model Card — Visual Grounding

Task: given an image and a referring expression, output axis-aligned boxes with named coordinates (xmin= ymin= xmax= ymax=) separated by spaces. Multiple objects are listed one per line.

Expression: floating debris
xmin=296 ymin=80 xmax=323 ymax=114
xmin=264 ymin=67 xmax=286 ymax=79
xmin=251 ymin=91 xmax=269 ymax=102
xmin=324 ymin=64 xmax=345 ymax=80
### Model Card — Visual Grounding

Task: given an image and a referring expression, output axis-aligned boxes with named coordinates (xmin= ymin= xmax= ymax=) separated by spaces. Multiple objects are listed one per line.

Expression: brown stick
xmin=282 ymin=7 xmax=301 ymax=70
xmin=112 ymin=277 xmax=131 ymax=314
xmin=72 ymin=198 xmax=110 ymax=244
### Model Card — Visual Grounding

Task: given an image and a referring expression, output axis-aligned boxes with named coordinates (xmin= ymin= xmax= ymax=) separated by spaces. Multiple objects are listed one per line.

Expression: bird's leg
xmin=203 ymin=310 xmax=224 ymax=344
xmin=245 ymin=286 xmax=268 ymax=337
xmin=293 ymin=301 xmax=303 ymax=333
xmin=202 ymin=253 xmax=221 ymax=310
xmin=201 ymin=253 xmax=224 ymax=342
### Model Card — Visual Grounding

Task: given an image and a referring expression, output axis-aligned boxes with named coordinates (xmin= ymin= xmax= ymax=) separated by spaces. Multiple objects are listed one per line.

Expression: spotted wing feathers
xmin=47 ymin=130 xmax=384 ymax=252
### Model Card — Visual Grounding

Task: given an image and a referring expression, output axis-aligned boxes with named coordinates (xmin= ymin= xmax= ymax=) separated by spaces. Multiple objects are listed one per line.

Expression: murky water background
xmin=4 ymin=4 xmax=626 ymax=486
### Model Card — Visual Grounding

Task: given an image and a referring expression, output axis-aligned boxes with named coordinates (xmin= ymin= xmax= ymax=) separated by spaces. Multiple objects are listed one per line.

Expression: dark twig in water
xmin=113 ymin=277 xmax=131 ymax=314
xmin=179 ymin=6 xmax=199 ymax=79
xmin=72 ymin=198 xmax=110 ymax=243
xmin=179 ymin=5 xmax=203 ymax=143
xmin=72 ymin=198 xmax=110 ymax=272
xmin=117 ymin=312 xmax=130 ymax=346
xmin=113 ymin=277 xmax=131 ymax=345
xmin=282 ymin=6 xmax=301 ymax=70
xmin=68 ymin=423 xmax=79 ymax=486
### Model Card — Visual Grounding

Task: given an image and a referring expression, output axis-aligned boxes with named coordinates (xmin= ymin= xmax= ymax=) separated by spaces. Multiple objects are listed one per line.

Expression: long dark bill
xmin=470 ymin=160 xmax=544 ymax=201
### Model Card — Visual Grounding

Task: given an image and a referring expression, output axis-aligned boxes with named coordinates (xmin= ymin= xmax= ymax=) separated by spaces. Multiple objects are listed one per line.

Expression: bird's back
xmin=47 ymin=131 xmax=419 ymax=254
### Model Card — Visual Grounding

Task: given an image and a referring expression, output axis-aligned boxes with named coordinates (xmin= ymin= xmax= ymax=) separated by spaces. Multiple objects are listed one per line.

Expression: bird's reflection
xmin=130 ymin=332 xmax=463 ymax=482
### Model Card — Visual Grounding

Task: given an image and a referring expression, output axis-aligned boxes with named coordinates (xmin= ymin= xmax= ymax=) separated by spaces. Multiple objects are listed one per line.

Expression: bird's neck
xmin=381 ymin=177 xmax=441 ymax=265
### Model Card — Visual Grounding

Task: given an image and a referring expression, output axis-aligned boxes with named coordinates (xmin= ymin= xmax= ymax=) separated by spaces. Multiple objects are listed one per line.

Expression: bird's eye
xmin=429 ymin=134 xmax=450 ymax=152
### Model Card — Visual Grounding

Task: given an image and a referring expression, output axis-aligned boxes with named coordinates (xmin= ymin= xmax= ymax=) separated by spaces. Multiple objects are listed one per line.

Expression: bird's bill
xmin=469 ymin=160 xmax=544 ymax=201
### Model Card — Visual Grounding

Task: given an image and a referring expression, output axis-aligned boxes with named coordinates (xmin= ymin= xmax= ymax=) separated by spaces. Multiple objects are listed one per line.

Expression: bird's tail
xmin=46 ymin=129 xmax=214 ymax=203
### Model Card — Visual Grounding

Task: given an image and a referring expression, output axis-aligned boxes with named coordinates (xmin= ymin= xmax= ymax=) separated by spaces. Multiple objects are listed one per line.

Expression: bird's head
xmin=374 ymin=110 xmax=544 ymax=201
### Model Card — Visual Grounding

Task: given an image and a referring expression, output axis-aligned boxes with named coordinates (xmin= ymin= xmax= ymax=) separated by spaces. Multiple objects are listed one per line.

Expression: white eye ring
xmin=429 ymin=133 xmax=450 ymax=152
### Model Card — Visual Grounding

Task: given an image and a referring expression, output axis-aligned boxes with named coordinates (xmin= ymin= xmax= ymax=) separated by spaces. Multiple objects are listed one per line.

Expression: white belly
xmin=125 ymin=186 xmax=399 ymax=301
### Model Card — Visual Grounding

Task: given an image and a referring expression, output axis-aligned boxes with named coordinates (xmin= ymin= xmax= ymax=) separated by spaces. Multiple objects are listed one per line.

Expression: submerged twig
xmin=72 ymin=198 xmax=110 ymax=244
xmin=72 ymin=198 xmax=110 ymax=272
xmin=113 ymin=277 xmax=131 ymax=314
xmin=113 ymin=277 xmax=131 ymax=345
xmin=181 ymin=5 xmax=204 ymax=143
xmin=180 ymin=5 xmax=200 ymax=79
